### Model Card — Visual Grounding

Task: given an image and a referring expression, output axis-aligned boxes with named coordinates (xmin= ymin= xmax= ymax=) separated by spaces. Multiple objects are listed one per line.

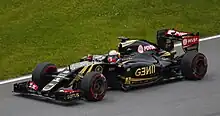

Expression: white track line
xmin=0 ymin=35 xmax=220 ymax=85
xmin=0 ymin=68 xmax=66 ymax=85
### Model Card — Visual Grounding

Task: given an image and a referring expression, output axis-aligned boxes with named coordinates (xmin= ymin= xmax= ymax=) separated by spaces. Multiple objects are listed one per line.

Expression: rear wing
xmin=156 ymin=29 xmax=200 ymax=52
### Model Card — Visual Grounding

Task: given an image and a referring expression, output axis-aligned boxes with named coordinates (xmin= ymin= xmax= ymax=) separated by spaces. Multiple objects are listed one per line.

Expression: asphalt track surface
xmin=1 ymin=38 xmax=220 ymax=116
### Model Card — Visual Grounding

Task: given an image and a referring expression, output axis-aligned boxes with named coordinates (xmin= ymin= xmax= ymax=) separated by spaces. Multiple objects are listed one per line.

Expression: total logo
xmin=137 ymin=45 xmax=156 ymax=53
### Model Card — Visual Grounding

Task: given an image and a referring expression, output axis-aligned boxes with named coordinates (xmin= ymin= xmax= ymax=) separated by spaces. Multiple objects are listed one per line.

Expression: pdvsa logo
xmin=137 ymin=45 xmax=156 ymax=53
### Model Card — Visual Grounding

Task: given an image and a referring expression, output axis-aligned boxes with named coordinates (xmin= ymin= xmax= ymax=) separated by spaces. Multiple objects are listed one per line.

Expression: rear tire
xmin=80 ymin=72 xmax=107 ymax=101
xmin=32 ymin=62 xmax=57 ymax=90
xmin=180 ymin=51 xmax=208 ymax=80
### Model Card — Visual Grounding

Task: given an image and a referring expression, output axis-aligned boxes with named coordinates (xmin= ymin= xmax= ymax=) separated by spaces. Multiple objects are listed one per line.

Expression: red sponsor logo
xmin=144 ymin=45 xmax=156 ymax=51
xmin=138 ymin=45 xmax=156 ymax=53
xmin=107 ymin=57 xmax=117 ymax=63
xmin=137 ymin=45 xmax=144 ymax=53
xmin=29 ymin=81 xmax=38 ymax=90
xmin=63 ymin=89 xmax=80 ymax=93
xmin=182 ymin=36 xmax=199 ymax=46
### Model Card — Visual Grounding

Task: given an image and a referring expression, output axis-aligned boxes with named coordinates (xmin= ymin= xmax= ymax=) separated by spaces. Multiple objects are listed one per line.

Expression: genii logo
xmin=135 ymin=64 xmax=156 ymax=76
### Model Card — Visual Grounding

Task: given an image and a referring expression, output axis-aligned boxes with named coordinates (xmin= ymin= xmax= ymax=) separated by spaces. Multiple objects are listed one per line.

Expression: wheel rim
xmin=192 ymin=56 xmax=207 ymax=78
xmin=44 ymin=66 xmax=57 ymax=73
xmin=91 ymin=77 xmax=106 ymax=99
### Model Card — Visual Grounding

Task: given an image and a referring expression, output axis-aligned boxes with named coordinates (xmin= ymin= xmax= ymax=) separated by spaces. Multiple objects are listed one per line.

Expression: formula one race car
xmin=13 ymin=28 xmax=208 ymax=102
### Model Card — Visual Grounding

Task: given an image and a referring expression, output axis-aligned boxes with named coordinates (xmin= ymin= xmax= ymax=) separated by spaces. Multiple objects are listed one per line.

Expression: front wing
xmin=13 ymin=81 xmax=81 ymax=102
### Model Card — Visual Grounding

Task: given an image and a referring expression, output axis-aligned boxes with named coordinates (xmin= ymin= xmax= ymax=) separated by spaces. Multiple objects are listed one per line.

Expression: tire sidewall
xmin=180 ymin=51 xmax=208 ymax=80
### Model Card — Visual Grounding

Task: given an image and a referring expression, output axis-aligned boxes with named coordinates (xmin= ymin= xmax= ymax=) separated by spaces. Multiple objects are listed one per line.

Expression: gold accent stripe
xmin=86 ymin=64 xmax=95 ymax=73
xmin=69 ymin=65 xmax=92 ymax=86
xmin=79 ymin=66 xmax=89 ymax=74
xmin=160 ymin=52 xmax=171 ymax=57
xmin=130 ymin=77 xmax=156 ymax=81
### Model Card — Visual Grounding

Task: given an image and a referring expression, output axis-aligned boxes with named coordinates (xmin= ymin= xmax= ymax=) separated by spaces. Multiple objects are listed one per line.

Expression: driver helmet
xmin=107 ymin=50 xmax=120 ymax=63
xmin=87 ymin=54 xmax=93 ymax=61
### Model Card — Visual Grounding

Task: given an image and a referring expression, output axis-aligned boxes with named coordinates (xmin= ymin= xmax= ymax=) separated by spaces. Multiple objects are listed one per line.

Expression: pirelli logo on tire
xmin=135 ymin=65 xmax=156 ymax=76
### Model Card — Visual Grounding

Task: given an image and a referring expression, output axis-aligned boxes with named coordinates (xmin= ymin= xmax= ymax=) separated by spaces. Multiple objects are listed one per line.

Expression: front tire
xmin=180 ymin=51 xmax=208 ymax=80
xmin=32 ymin=62 xmax=57 ymax=90
xmin=80 ymin=72 xmax=107 ymax=101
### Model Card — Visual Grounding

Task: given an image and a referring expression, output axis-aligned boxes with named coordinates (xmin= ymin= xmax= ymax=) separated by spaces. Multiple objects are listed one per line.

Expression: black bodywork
xmin=13 ymin=28 xmax=208 ymax=102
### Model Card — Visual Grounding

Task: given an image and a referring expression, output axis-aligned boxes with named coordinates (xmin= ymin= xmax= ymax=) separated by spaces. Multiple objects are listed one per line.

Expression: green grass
xmin=0 ymin=0 xmax=220 ymax=80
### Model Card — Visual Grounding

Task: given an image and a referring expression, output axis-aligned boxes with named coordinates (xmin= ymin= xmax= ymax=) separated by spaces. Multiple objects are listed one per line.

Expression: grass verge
xmin=1 ymin=0 xmax=220 ymax=80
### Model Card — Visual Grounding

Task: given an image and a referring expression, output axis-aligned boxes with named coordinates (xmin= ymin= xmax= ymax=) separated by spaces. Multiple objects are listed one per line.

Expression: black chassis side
xmin=106 ymin=52 xmax=184 ymax=90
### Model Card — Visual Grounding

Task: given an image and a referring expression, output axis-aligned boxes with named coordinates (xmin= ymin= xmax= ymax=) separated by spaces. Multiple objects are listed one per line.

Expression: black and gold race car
xmin=13 ymin=29 xmax=208 ymax=103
